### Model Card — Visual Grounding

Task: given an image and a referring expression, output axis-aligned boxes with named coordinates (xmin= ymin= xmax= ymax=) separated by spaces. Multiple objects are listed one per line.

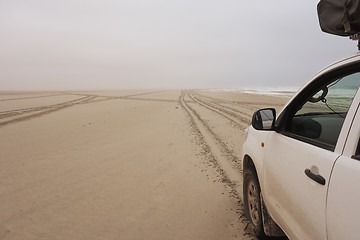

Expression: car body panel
xmin=241 ymin=54 xmax=360 ymax=240
xmin=326 ymin=155 xmax=360 ymax=240
xmin=242 ymin=126 xmax=269 ymax=186
xmin=263 ymin=132 xmax=340 ymax=240
xmin=326 ymin=101 xmax=360 ymax=240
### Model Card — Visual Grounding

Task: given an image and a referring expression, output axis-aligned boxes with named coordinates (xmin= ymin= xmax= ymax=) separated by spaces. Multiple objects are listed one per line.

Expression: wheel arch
xmin=243 ymin=154 xmax=260 ymax=186
xmin=243 ymin=154 xmax=286 ymax=237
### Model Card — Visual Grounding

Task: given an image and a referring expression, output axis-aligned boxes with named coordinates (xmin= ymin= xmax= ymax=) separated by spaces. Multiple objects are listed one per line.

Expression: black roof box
xmin=318 ymin=0 xmax=360 ymax=36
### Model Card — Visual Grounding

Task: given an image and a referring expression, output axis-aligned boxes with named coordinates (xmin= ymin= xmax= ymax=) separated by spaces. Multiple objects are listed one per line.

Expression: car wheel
xmin=244 ymin=168 xmax=266 ymax=238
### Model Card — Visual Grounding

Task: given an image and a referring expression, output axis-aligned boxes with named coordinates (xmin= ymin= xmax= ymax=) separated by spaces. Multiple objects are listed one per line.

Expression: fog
xmin=0 ymin=0 xmax=357 ymax=91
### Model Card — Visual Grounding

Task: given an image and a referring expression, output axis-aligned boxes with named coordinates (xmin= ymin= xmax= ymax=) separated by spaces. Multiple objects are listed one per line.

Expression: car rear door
xmin=326 ymin=97 xmax=360 ymax=240
xmin=262 ymin=70 xmax=360 ymax=240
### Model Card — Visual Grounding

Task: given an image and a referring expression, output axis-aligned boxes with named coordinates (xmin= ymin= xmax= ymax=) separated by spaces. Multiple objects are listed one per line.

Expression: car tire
xmin=243 ymin=168 xmax=266 ymax=239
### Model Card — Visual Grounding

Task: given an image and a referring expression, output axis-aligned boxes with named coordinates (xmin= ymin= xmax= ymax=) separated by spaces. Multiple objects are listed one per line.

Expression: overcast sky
xmin=0 ymin=0 xmax=358 ymax=91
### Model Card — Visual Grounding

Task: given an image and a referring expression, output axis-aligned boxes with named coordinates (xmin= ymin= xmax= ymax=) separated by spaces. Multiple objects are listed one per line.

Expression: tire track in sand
xmin=0 ymin=93 xmax=64 ymax=102
xmin=192 ymin=90 xmax=286 ymax=109
xmin=180 ymin=91 xmax=257 ymax=239
xmin=0 ymin=91 xmax=177 ymax=127
xmin=187 ymin=91 xmax=249 ymax=130
xmin=0 ymin=95 xmax=92 ymax=117
xmin=180 ymin=91 xmax=244 ymax=196
xmin=185 ymin=92 xmax=244 ymax=170
xmin=0 ymin=96 xmax=96 ymax=127
xmin=190 ymin=91 xmax=253 ymax=118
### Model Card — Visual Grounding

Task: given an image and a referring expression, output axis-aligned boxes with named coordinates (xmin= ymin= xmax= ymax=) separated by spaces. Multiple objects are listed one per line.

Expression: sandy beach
xmin=0 ymin=90 xmax=290 ymax=240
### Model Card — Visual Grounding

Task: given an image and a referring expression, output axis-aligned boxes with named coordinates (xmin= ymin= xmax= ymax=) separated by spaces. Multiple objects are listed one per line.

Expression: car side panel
xmin=242 ymin=126 xmax=269 ymax=191
xmin=263 ymin=132 xmax=339 ymax=240
xmin=326 ymin=156 xmax=360 ymax=240
xmin=327 ymin=102 xmax=360 ymax=240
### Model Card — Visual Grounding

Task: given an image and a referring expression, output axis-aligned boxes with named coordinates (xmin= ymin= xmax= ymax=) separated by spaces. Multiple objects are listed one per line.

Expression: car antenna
xmin=350 ymin=33 xmax=360 ymax=51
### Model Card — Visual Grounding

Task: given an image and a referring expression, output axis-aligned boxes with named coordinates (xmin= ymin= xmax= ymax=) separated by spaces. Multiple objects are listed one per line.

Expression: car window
xmin=285 ymin=72 xmax=360 ymax=151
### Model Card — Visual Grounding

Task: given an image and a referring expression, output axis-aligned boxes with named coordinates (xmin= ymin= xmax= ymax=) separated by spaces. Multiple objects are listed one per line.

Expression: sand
xmin=0 ymin=90 xmax=290 ymax=240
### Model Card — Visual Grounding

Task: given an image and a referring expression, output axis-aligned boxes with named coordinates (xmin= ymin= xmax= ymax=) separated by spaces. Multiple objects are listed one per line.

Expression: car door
xmin=262 ymin=70 xmax=360 ymax=240
xmin=326 ymin=97 xmax=360 ymax=240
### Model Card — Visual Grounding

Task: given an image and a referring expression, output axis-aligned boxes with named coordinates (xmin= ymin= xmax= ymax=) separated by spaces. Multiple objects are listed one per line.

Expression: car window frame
xmin=275 ymin=60 xmax=360 ymax=152
xmin=342 ymin=100 xmax=360 ymax=159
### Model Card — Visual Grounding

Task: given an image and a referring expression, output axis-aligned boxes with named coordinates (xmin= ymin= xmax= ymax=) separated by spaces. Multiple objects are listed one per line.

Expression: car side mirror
xmin=252 ymin=108 xmax=276 ymax=130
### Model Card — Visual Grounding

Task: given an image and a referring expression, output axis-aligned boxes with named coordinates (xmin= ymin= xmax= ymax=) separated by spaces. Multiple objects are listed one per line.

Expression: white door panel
xmin=327 ymin=156 xmax=360 ymax=240
xmin=263 ymin=132 xmax=339 ymax=240
xmin=327 ymin=102 xmax=360 ymax=240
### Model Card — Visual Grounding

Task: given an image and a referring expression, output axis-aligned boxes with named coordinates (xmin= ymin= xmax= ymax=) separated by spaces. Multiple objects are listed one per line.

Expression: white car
xmin=241 ymin=53 xmax=360 ymax=240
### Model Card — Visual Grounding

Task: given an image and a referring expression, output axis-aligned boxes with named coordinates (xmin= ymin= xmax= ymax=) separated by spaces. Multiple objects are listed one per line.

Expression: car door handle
xmin=305 ymin=169 xmax=326 ymax=185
